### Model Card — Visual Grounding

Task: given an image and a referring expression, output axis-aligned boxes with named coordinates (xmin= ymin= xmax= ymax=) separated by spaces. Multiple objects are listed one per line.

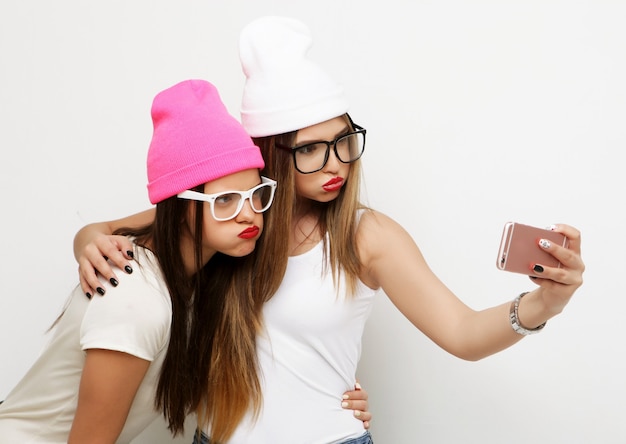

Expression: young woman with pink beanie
xmin=0 ymin=79 xmax=278 ymax=443
xmin=70 ymin=16 xmax=584 ymax=444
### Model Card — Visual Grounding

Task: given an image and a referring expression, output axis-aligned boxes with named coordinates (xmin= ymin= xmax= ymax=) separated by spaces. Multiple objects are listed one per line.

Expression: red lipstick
xmin=322 ymin=177 xmax=344 ymax=192
xmin=238 ymin=226 xmax=260 ymax=239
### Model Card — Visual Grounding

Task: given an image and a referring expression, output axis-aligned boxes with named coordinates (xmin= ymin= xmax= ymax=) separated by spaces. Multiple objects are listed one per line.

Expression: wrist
xmin=509 ymin=292 xmax=547 ymax=336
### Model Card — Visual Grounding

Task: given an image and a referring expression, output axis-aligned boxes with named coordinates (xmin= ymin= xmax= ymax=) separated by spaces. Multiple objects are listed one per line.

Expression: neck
xmin=179 ymin=224 xmax=215 ymax=276
xmin=290 ymin=198 xmax=324 ymax=255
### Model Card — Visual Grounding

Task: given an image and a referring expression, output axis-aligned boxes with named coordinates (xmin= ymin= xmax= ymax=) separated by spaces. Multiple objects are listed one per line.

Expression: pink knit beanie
xmin=147 ymin=80 xmax=264 ymax=204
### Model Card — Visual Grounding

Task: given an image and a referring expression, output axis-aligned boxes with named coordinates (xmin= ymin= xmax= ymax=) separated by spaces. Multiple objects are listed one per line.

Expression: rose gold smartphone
xmin=496 ymin=222 xmax=569 ymax=275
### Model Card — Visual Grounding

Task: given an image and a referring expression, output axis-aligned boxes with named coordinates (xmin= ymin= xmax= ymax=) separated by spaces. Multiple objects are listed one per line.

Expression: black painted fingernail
xmin=110 ymin=278 xmax=119 ymax=287
xmin=85 ymin=292 xmax=92 ymax=300
xmin=533 ymin=264 xmax=544 ymax=273
xmin=124 ymin=265 xmax=133 ymax=274
xmin=127 ymin=250 xmax=134 ymax=258
xmin=97 ymin=287 xmax=106 ymax=295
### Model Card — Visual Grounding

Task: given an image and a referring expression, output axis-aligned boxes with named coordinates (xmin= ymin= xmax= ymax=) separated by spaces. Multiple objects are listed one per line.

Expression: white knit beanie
xmin=239 ymin=16 xmax=350 ymax=138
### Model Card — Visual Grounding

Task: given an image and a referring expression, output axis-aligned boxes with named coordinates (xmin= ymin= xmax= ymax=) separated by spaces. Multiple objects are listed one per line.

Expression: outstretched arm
xmin=68 ymin=349 xmax=150 ymax=443
xmin=358 ymin=211 xmax=584 ymax=361
xmin=74 ymin=209 xmax=155 ymax=297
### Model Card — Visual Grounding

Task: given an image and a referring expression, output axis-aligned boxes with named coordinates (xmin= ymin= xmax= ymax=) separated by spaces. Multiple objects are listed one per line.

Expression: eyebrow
xmin=294 ymin=124 xmax=351 ymax=147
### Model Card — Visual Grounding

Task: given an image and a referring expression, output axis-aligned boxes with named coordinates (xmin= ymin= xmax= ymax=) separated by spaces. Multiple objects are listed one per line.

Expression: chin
xmin=232 ymin=241 xmax=258 ymax=257
xmin=317 ymin=193 xmax=340 ymax=203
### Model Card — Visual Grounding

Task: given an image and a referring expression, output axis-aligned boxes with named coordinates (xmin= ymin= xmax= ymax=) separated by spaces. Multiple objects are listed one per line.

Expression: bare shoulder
xmin=357 ymin=209 xmax=434 ymax=293
xmin=357 ymin=209 xmax=410 ymax=242
xmin=357 ymin=209 xmax=416 ymax=271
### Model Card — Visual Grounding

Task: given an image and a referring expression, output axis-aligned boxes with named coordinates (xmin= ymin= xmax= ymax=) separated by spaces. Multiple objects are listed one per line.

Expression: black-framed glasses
xmin=177 ymin=176 xmax=277 ymax=221
xmin=276 ymin=121 xmax=366 ymax=174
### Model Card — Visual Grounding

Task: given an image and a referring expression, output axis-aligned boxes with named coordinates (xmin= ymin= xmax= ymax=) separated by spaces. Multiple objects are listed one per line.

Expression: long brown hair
xmin=192 ymin=252 xmax=263 ymax=443
xmin=114 ymin=188 xmax=262 ymax=440
xmin=251 ymin=113 xmax=368 ymax=301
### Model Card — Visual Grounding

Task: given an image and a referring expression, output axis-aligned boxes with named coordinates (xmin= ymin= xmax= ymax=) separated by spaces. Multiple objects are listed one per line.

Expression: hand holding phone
xmin=496 ymin=222 xmax=569 ymax=275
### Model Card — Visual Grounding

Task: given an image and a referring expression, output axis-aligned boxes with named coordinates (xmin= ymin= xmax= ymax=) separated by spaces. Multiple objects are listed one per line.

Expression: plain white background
xmin=1 ymin=1 xmax=624 ymax=443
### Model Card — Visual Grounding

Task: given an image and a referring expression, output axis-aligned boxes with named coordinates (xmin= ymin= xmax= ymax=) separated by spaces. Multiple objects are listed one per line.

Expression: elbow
xmin=450 ymin=350 xmax=486 ymax=362
xmin=445 ymin=343 xmax=497 ymax=362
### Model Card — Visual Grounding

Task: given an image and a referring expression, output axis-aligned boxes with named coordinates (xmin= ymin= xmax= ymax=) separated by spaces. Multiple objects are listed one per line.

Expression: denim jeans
xmin=191 ymin=430 xmax=207 ymax=444
xmin=339 ymin=431 xmax=374 ymax=444
xmin=192 ymin=430 xmax=374 ymax=444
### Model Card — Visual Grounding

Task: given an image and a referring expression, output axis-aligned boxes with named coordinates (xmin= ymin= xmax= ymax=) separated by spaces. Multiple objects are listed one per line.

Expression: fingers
xmin=78 ymin=235 xmax=135 ymax=299
xmin=343 ymin=386 xmax=368 ymax=402
xmin=96 ymin=235 xmax=135 ymax=273
xmin=552 ymin=223 xmax=582 ymax=253
xmin=78 ymin=255 xmax=109 ymax=299
xmin=531 ymin=225 xmax=584 ymax=286
xmin=79 ymin=267 xmax=95 ymax=300
xmin=342 ymin=382 xmax=371 ymax=428
xmin=341 ymin=398 xmax=372 ymax=428
xmin=342 ymin=399 xmax=369 ymax=412
xmin=550 ymin=224 xmax=583 ymax=270
xmin=355 ymin=410 xmax=372 ymax=429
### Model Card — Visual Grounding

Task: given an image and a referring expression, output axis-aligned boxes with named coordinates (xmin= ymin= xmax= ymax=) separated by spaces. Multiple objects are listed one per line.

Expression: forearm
xmin=73 ymin=209 xmax=155 ymax=261
xmin=457 ymin=288 xmax=559 ymax=361
xmin=451 ymin=299 xmax=521 ymax=361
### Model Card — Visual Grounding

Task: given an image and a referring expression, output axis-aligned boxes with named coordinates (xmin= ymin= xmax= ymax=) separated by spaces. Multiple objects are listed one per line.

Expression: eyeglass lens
xmin=213 ymin=183 xmax=274 ymax=220
xmin=294 ymin=132 xmax=365 ymax=173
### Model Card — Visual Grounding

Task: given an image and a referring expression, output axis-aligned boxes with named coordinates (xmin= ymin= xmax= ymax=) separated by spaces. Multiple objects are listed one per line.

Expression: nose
xmin=323 ymin=147 xmax=341 ymax=172
xmin=235 ymin=197 xmax=256 ymax=223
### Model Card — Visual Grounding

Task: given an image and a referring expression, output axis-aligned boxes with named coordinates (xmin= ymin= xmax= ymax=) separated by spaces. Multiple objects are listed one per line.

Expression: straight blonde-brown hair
xmin=252 ymin=113 xmax=367 ymax=300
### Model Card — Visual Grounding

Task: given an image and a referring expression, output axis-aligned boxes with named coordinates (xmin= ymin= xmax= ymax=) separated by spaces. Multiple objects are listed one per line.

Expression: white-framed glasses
xmin=177 ymin=176 xmax=277 ymax=221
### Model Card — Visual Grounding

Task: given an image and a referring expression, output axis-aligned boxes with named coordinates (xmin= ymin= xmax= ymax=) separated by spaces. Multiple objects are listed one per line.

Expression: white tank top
xmin=226 ymin=237 xmax=377 ymax=443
